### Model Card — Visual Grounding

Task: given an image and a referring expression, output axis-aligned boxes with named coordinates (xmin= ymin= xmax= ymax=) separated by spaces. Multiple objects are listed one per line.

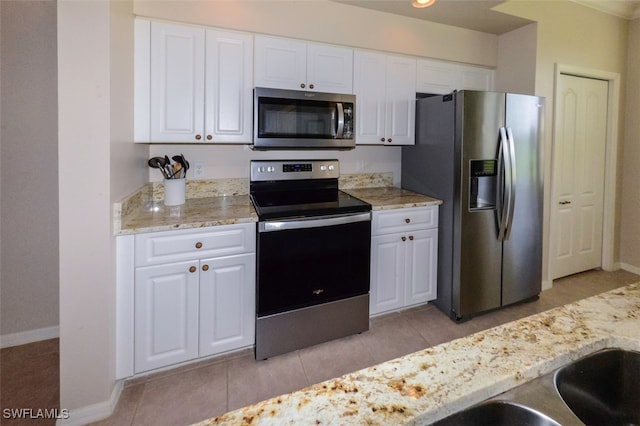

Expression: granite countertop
xmin=343 ymin=187 xmax=442 ymax=210
xmin=195 ymin=283 xmax=640 ymax=425
xmin=117 ymin=195 xmax=258 ymax=235
xmin=113 ymin=174 xmax=443 ymax=236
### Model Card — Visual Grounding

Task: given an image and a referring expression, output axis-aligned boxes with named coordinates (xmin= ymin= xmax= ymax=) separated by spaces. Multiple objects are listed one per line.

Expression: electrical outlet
xmin=193 ymin=162 xmax=205 ymax=178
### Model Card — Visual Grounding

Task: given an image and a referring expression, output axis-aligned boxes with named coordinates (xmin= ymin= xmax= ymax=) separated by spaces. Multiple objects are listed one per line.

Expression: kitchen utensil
xmin=172 ymin=155 xmax=186 ymax=178
xmin=148 ymin=157 xmax=170 ymax=179
xmin=181 ymin=154 xmax=190 ymax=174
xmin=173 ymin=162 xmax=183 ymax=179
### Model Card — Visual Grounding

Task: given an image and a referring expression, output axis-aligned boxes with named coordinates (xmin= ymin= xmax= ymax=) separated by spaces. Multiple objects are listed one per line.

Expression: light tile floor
xmin=1 ymin=269 xmax=638 ymax=426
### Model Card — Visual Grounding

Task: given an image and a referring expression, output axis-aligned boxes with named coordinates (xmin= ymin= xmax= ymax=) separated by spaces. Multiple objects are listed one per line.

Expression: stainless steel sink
xmin=430 ymin=348 xmax=640 ymax=425
xmin=432 ymin=401 xmax=561 ymax=426
xmin=554 ymin=348 xmax=640 ymax=426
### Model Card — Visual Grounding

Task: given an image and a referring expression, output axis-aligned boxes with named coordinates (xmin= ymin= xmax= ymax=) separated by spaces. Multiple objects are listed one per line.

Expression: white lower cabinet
xmin=199 ymin=253 xmax=255 ymax=357
xmin=135 ymin=261 xmax=200 ymax=373
xmin=370 ymin=206 xmax=438 ymax=316
xmin=129 ymin=223 xmax=256 ymax=375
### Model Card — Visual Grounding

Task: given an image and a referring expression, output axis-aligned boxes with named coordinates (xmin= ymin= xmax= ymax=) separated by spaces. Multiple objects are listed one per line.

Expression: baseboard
xmin=620 ymin=262 xmax=640 ymax=275
xmin=541 ymin=280 xmax=552 ymax=291
xmin=0 ymin=325 xmax=59 ymax=349
xmin=56 ymin=380 xmax=123 ymax=426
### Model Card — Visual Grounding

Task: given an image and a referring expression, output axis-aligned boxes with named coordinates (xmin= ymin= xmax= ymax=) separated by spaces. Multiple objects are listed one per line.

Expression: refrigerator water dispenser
xmin=469 ymin=159 xmax=497 ymax=210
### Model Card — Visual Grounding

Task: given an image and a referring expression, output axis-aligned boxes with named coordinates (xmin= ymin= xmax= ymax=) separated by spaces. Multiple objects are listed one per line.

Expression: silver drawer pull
xmin=312 ymin=289 xmax=324 ymax=295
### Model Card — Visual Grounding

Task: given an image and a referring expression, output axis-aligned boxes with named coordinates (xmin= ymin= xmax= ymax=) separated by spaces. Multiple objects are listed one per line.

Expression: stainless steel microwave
xmin=253 ymin=87 xmax=356 ymax=150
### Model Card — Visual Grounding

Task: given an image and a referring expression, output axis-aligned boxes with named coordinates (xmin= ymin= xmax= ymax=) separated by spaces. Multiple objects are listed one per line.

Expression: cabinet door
xmin=353 ymin=50 xmax=387 ymax=145
xmin=385 ymin=55 xmax=416 ymax=145
xmin=405 ymin=229 xmax=438 ymax=306
xmin=150 ymin=22 xmax=205 ymax=142
xmin=416 ymin=58 xmax=457 ymax=95
xmin=135 ymin=261 xmax=199 ymax=373
xmin=199 ymin=253 xmax=255 ymax=356
xmin=205 ymin=30 xmax=253 ymax=143
xmin=254 ymin=36 xmax=307 ymax=90
xmin=307 ymin=43 xmax=353 ymax=94
xmin=458 ymin=65 xmax=494 ymax=91
xmin=370 ymin=234 xmax=405 ymax=315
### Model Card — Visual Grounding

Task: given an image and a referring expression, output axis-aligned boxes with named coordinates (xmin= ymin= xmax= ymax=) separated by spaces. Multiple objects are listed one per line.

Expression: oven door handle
xmin=259 ymin=212 xmax=371 ymax=233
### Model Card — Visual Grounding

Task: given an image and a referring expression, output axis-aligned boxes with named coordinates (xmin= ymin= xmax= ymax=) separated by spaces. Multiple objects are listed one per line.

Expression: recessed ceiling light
xmin=412 ymin=0 xmax=436 ymax=8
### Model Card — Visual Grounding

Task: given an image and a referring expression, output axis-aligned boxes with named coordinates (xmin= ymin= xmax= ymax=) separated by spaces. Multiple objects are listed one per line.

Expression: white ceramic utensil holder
xmin=164 ymin=178 xmax=186 ymax=206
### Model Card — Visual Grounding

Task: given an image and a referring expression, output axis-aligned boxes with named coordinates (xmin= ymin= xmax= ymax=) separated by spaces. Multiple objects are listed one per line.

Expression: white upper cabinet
xmin=254 ymin=35 xmax=353 ymax=94
xmin=205 ymin=30 xmax=254 ymax=143
xmin=354 ymin=51 xmax=416 ymax=145
xmin=416 ymin=58 xmax=494 ymax=95
xmin=149 ymin=22 xmax=206 ymax=143
xmin=136 ymin=20 xmax=253 ymax=143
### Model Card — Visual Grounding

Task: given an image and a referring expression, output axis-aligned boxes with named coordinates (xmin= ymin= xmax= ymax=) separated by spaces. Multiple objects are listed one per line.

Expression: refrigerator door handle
xmin=497 ymin=127 xmax=510 ymax=241
xmin=504 ymin=127 xmax=517 ymax=240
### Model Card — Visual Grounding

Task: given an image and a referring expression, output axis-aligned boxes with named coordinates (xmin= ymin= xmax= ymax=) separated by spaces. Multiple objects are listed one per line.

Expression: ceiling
xmin=331 ymin=0 xmax=640 ymax=35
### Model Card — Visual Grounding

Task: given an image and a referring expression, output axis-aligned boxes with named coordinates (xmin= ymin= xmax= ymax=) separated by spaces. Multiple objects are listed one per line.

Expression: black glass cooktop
xmin=250 ymin=188 xmax=371 ymax=220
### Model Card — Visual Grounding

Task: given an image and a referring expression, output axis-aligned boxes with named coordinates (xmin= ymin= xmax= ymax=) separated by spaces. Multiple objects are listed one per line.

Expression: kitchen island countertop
xmin=194 ymin=283 xmax=640 ymax=425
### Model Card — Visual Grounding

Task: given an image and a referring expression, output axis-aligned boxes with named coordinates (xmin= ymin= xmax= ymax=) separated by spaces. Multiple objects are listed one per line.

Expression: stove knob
xmin=267 ymin=166 xmax=275 ymax=172
xmin=328 ymin=165 xmax=335 ymax=171
xmin=320 ymin=165 xmax=327 ymax=171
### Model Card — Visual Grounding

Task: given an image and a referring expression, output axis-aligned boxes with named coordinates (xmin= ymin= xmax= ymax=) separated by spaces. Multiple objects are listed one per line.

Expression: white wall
xmin=148 ymin=145 xmax=402 ymax=185
xmin=111 ymin=3 xmax=149 ymax=201
xmin=495 ymin=23 xmax=537 ymax=95
xmin=58 ymin=0 xmax=139 ymax=414
xmin=0 ymin=0 xmax=59 ymax=342
xmin=620 ymin=18 xmax=640 ymax=268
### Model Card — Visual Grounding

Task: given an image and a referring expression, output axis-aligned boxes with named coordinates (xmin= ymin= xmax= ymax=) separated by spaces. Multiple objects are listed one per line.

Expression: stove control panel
xmin=250 ymin=160 xmax=340 ymax=182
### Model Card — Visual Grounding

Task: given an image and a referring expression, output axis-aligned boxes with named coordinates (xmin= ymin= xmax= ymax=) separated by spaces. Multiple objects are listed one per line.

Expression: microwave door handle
xmin=335 ymin=103 xmax=344 ymax=138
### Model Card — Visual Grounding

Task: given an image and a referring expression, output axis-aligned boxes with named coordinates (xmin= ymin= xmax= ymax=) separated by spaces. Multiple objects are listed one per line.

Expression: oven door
xmin=256 ymin=212 xmax=371 ymax=317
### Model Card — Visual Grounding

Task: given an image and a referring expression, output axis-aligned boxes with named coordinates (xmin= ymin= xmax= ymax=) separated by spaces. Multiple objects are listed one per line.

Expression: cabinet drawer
xmin=372 ymin=206 xmax=438 ymax=235
xmin=135 ymin=223 xmax=256 ymax=267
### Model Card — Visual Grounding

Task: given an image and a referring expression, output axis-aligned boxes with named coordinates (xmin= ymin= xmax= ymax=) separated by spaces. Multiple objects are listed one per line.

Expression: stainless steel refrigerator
xmin=402 ymin=90 xmax=544 ymax=321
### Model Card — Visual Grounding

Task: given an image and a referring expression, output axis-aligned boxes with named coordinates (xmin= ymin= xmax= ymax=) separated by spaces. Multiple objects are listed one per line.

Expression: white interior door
xmin=552 ymin=74 xmax=608 ymax=279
